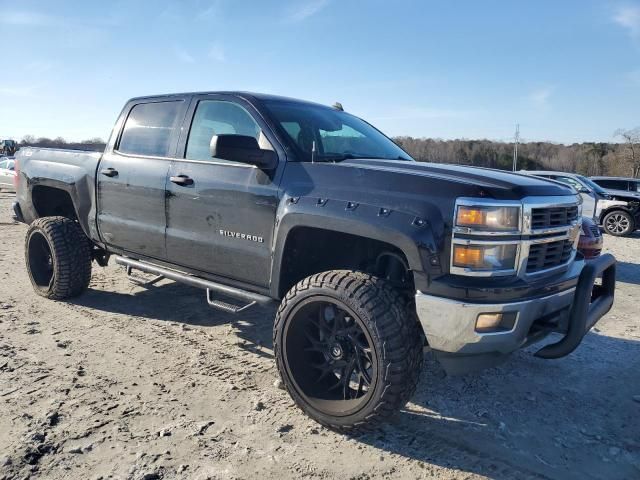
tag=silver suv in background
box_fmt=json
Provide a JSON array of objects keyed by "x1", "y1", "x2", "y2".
[{"x1": 522, "y1": 171, "x2": 640, "y2": 236}]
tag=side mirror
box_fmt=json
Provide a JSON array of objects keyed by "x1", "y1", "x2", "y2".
[
  {"x1": 579, "y1": 187, "x2": 591, "y2": 194},
  {"x1": 210, "y1": 134, "x2": 277, "y2": 170}
]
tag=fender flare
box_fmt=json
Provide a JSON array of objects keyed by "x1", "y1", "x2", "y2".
[
  {"x1": 269, "y1": 195, "x2": 443, "y2": 298},
  {"x1": 23, "y1": 164, "x2": 98, "y2": 241}
]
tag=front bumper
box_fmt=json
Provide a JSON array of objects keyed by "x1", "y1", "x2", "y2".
[{"x1": 416, "y1": 254, "x2": 616, "y2": 374}]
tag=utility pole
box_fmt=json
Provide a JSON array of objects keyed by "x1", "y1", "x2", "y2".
[{"x1": 512, "y1": 123, "x2": 520, "y2": 172}]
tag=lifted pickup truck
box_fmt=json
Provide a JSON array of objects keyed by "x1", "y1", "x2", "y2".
[{"x1": 13, "y1": 92, "x2": 616, "y2": 432}]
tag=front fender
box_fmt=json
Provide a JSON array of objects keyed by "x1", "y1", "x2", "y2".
[
  {"x1": 269, "y1": 194, "x2": 444, "y2": 298},
  {"x1": 598, "y1": 199, "x2": 639, "y2": 224}
]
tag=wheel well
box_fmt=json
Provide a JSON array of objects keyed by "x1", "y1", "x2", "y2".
[
  {"x1": 32, "y1": 186, "x2": 77, "y2": 220},
  {"x1": 600, "y1": 208, "x2": 633, "y2": 223},
  {"x1": 277, "y1": 226, "x2": 413, "y2": 298}
]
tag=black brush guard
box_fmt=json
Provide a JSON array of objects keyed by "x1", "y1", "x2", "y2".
[{"x1": 535, "y1": 253, "x2": 616, "y2": 359}]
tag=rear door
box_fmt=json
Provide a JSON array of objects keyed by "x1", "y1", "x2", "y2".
[
  {"x1": 97, "y1": 98, "x2": 189, "y2": 260},
  {"x1": 165, "y1": 95, "x2": 285, "y2": 288}
]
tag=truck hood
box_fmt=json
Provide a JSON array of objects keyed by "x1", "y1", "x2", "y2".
[{"x1": 338, "y1": 159, "x2": 574, "y2": 199}]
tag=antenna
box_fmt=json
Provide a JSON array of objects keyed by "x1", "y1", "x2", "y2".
[
  {"x1": 512, "y1": 123, "x2": 520, "y2": 172},
  {"x1": 311, "y1": 140, "x2": 316, "y2": 163}
]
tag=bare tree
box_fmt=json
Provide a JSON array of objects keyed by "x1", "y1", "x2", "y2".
[{"x1": 615, "y1": 127, "x2": 640, "y2": 177}]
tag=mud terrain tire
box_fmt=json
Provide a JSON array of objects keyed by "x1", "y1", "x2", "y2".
[
  {"x1": 274, "y1": 270, "x2": 423, "y2": 433},
  {"x1": 25, "y1": 216, "x2": 92, "y2": 299}
]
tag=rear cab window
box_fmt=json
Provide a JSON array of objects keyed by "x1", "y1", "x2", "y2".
[{"x1": 117, "y1": 101, "x2": 184, "y2": 157}]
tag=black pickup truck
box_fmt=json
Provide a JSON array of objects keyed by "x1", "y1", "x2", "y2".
[{"x1": 13, "y1": 92, "x2": 616, "y2": 431}]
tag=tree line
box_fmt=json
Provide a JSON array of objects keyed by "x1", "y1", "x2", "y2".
[
  {"x1": 17, "y1": 135, "x2": 107, "y2": 152},
  {"x1": 10, "y1": 127, "x2": 640, "y2": 178},
  {"x1": 394, "y1": 127, "x2": 640, "y2": 178}
]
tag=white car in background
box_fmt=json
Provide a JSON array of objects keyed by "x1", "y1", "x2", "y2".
[
  {"x1": 0, "y1": 157, "x2": 16, "y2": 192},
  {"x1": 522, "y1": 170, "x2": 639, "y2": 236}
]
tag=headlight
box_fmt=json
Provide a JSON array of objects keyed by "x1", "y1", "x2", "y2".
[
  {"x1": 456, "y1": 205, "x2": 520, "y2": 231},
  {"x1": 452, "y1": 244, "x2": 518, "y2": 271}
]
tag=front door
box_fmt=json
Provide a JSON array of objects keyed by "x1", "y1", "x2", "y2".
[
  {"x1": 97, "y1": 98, "x2": 188, "y2": 260},
  {"x1": 165, "y1": 95, "x2": 284, "y2": 288}
]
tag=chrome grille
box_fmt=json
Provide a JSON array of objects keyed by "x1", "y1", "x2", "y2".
[
  {"x1": 531, "y1": 206, "x2": 579, "y2": 230},
  {"x1": 526, "y1": 239, "x2": 574, "y2": 273}
]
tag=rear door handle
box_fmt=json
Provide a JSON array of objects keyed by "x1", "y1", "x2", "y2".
[
  {"x1": 100, "y1": 168, "x2": 118, "y2": 177},
  {"x1": 170, "y1": 175, "x2": 194, "y2": 186}
]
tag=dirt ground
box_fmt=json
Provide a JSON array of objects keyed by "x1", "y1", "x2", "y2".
[{"x1": 0, "y1": 191, "x2": 638, "y2": 480}]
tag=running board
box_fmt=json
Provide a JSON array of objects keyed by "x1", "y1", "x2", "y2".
[
  {"x1": 114, "y1": 256, "x2": 272, "y2": 313},
  {"x1": 125, "y1": 265, "x2": 165, "y2": 287}
]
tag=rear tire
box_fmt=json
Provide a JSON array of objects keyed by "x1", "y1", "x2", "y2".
[
  {"x1": 25, "y1": 216, "x2": 92, "y2": 299},
  {"x1": 602, "y1": 210, "x2": 634, "y2": 236},
  {"x1": 274, "y1": 270, "x2": 423, "y2": 433}
]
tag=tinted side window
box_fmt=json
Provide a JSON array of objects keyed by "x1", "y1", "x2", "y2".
[
  {"x1": 185, "y1": 101, "x2": 261, "y2": 161},
  {"x1": 596, "y1": 179, "x2": 626, "y2": 190},
  {"x1": 118, "y1": 101, "x2": 182, "y2": 157}
]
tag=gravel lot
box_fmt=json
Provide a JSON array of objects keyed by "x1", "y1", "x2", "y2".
[{"x1": 0, "y1": 191, "x2": 638, "y2": 480}]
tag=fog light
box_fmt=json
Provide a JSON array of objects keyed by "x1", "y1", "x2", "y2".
[
  {"x1": 476, "y1": 313, "x2": 503, "y2": 331},
  {"x1": 475, "y1": 312, "x2": 517, "y2": 333}
]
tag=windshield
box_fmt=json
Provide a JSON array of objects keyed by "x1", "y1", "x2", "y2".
[
  {"x1": 577, "y1": 175, "x2": 608, "y2": 195},
  {"x1": 263, "y1": 100, "x2": 412, "y2": 162}
]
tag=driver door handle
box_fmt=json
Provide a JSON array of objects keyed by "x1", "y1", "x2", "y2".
[
  {"x1": 100, "y1": 168, "x2": 118, "y2": 177},
  {"x1": 170, "y1": 175, "x2": 194, "y2": 186}
]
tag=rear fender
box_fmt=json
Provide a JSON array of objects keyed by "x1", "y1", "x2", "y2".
[{"x1": 17, "y1": 154, "x2": 100, "y2": 242}]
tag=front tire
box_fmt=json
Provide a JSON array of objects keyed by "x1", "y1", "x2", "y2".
[
  {"x1": 25, "y1": 216, "x2": 92, "y2": 299},
  {"x1": 602, "y1": 210, "x2": 634, "y2": 236},
  {"x1": 274, "y1": 270, "x2": 423, "y2": 433}
]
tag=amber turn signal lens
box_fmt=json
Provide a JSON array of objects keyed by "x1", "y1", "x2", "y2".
[
  {"x1": 453, "y1": 245, "x2": 484, "y2": 268},
  {"x1": 456, "y1": 207, "x2": 485, "y2": 226}
]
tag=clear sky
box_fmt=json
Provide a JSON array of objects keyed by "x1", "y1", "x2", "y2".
[{"x1": 1, "y1": 0, "x2": 639, "y2": 144}]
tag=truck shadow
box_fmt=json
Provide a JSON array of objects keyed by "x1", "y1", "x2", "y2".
[
  {"x1": 72, "y1": 277, "x2": 277, "y2": 359},
  {"x1": 72, "y1": 273, "x2": 640, "y2": 480},
  {"x1": 615, "y1": 261, "x2": 640, "y2": 286},
  {"x1": 358, "y1": 332, "x2": 640, "y2": 480}
]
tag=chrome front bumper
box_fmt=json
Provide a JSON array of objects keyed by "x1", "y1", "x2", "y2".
[
  {"x1": 415, "y1": 254, "x2": 616, "y2": 374},
  {"x1": 415, "y1": 288, "x2": 575, "y2": 355}
]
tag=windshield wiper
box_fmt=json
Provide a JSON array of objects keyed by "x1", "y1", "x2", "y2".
[
  {"x1": 315, "y1": 153, "x2": 368, "y2": 162},
  {"x1": 311, "y1": 154, "x2": 412, "y2": 163}
]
